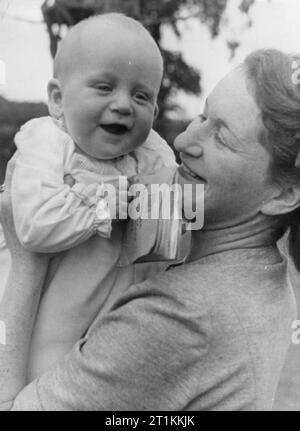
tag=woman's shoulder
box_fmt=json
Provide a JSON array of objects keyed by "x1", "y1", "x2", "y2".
[
  {"x1": 145, "y1": 245, "x2": 288, "y2": 290},
  {"x1": 120, "y1": 246, "x2": 293, "y2": 327}
]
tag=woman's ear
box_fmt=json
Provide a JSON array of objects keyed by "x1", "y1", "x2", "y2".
[
  {"x1": 261, "y1": 183, "x2": 300, "y2": 216},
  {"x1": 47, "y1": 78, "x2": 63, "y2": 120}
]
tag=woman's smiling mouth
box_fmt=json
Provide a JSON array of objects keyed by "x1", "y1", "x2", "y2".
[{"x1": 178, "y1": 162, "x2": 206, "y2": 182}]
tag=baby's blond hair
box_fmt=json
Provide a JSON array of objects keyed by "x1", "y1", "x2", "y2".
[{"x1": 53, "y1": 13, "x2": 163, "y2": 85}]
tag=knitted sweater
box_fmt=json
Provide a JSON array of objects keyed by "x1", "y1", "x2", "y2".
[{"x1": 11, "y1": 245, "x2": 296, "y2": 410}]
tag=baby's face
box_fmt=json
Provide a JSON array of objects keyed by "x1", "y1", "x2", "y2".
[{"x1": 59, "y1": 29, "x2": 162, "y2": 160}]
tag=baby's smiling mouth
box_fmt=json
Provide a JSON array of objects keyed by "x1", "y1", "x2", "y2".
[{"x1": 100, "y1": 123, "x2": 129, "y2": 135}]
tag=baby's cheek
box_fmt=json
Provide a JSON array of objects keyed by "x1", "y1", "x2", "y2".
[{"x1": 133, "y1": 128, "x2": 150, "y2": 149}]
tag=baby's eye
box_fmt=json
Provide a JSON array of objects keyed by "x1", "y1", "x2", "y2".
[
  {"x1": 95, "y1": 83, "x2": 112, "y2": 92},
  {"x1": 134, "y1": 91, "x2": 150, "y2": 103}
]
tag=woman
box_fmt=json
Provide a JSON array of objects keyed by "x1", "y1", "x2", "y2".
[{"x1": 0, "y1": 48, "x2": 300, "y2": 410}]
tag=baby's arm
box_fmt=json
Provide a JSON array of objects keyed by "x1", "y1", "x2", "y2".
[{"x1": 12, "y1": 117, "x2": 113, "y2": 253}]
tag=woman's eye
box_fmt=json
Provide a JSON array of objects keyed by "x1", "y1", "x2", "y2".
[{"x1": 214, "y1": 131, "x2": 227, "y2": 147}]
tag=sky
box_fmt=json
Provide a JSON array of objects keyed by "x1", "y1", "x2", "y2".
[{"x1": 0, "y1": 0, "x2": 300, "y2": 118}]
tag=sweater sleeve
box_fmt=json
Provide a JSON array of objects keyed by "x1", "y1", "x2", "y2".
[
  {"x1": 10, "y1": 271, "x2": 210, "y2": 411},
  {"x1": 12, "y1": 117, "x2": 112, "y2": 253}
]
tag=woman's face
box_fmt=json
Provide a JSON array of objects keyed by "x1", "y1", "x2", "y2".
[{"x1": 174, "y1": 67, "x2": 277, "y2": 228}]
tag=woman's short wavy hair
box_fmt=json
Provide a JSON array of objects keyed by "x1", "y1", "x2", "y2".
[{"x1": 243, "y1": 49, "x2": 300, "y2": 271}]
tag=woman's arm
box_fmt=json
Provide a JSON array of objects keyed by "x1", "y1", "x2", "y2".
[
  {"x1": 9, "y1": 274, "x2": 206, "y2": 411},
  {"x1": 0, "y1": 158, "x2": 49, "y2": 409},
  {"x1": 0, "y1": 165, "x2": 207, "y2": 410}
]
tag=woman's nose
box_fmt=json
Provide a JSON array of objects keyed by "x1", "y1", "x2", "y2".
[
  {"x1": 110, "y1": 92, "x2": 133, "y2": 115},
  {"x1": 174, "y1": 131, "x2": 204, "y2": 158}
]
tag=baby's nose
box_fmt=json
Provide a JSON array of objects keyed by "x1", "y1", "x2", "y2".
[{"x1": 110, "y1": 93, "x2": 133, "y2": 115}]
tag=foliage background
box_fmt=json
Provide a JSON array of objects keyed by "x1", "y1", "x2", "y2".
[
  {"x1": 0, "y1": 0, "x2": 255, "y2": 181},
  {"x1": 1, "y1": 0, "x2": 300, "y2": 410}
]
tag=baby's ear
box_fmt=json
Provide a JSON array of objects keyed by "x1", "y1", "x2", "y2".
[{"x1": 47, "y1": 78, "x2": 63, "y2": 119}]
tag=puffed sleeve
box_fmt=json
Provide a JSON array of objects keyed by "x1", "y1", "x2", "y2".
[{"x1": 12, "y1": 117, "x2": 112, "y2": 253}]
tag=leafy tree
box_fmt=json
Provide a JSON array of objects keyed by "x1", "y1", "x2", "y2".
[
  {"x1": 0, "y1": 0, "x2": 256, "y2": 179},
  {"x1": 0, "y1": 97, "x2": 48, "y2": 181},
  {"x1": 41, "y1": 0, "x2": 255, "y2": 122}
]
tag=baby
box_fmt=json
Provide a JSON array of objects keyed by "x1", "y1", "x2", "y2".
[{"x1": 2, "y1": 13, "x2": 176, "y2": 380}]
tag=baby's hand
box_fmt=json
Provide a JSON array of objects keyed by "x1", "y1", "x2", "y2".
[
  {"x1": 99, "y1": 176, "x2": 129, "y2": 221},
  {"x1": 64, "y1": 175, "x2": 129, "y2": 222},
  {"x1": 64, "y1": 174, "x2": 75, "y2": 187}
]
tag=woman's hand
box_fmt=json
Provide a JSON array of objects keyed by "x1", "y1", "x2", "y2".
[{"x1": 0, "y1": 155, "x2": 24, "y2": 254}]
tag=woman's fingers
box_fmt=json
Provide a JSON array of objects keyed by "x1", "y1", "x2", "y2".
[
  {"x1": 0, "y1": 155, "x2": 16, "y2": 224},
  {"x1": 0, "y1": 155, "x2": 22, "y2": 251},
  {"x1": 5, "y1": 153, "x2": 18, "y2": 189}
]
